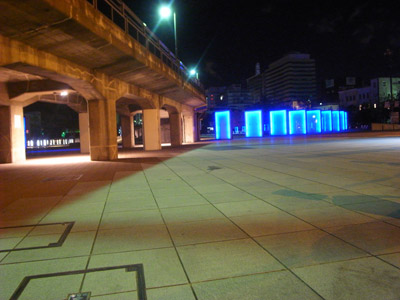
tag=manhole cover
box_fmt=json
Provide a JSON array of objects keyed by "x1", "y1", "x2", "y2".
[
  {"x1": 43, "y1": 175, "x2": 82, "y2": 182},
  {"x1": 67, "y1": 292, "x2": 91, "y2": 300}
]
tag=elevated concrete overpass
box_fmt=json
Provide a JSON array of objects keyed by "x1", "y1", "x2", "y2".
[{"x1": 0, "y1": 0, "x2": 206, "y2": 163}]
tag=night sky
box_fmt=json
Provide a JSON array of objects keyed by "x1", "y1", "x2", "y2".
[{"x1": 125, "y1": 0, "x2": 400, "y2": 88}]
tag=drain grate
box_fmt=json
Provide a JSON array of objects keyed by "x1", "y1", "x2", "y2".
[
  {"x1": 67, "y1": 292, "x2": 91, "y2": 300},
  {"x1": 42, "y1": 175, "x2": 82, "y2": 182},
  {"x1": 10, "y1": 264, "x2": 147, "y2": 300}
]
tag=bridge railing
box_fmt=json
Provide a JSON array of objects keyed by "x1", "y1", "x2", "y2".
[{"x1": 85, "y1": 0, "x2": 204, "y2": 92}]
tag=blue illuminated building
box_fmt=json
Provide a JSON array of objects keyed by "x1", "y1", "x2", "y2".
[
  {"x1": 215, "y1": 111, "x2": 231, "y2": 139},
  {"x1": 332, "y1": 111, "x2": 340, "y2": 132},
  {"x1": 215, "y1": 109, "x2": 346, "y2": 139},
  {"x1": 306, "y1": 110, "x2": 321, "y2": 134},
  {"x1": 270, "y1": 110, "x2": 287, "y2": 136},
  {"x1": 339, "y1": 111, "x2": 346, "y2": 131},
  {"x1": 321, "y1": 111, "x2": 332, "y2": 132},
  {"x1": 289, "y1": 110, "x2": 306, "y2": 135},
  {"x1": 245, "y1": 110, "x2": 262, "y2": 137}
]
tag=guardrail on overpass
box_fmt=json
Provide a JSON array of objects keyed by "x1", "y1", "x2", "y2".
[{"x1": 86, "y1": 0, "x2": 203, "y2": 92}]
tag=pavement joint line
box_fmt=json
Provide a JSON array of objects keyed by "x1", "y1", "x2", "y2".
[
  {"x1": 0, "y1": 253, "x2": 90, "y2": 266},
  {"x1": 164, "y1": 158, "x2": 327, "y2": 300},
  {"x1": 77, "y1": 180, "x2": 113, "y2": 294},
  {"x1": 142, "y1": 163, "x2": 200, "y2": 300}
]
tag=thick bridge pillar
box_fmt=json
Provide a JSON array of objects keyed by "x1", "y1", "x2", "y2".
[
  {"x1": 143, "y1": 109, "x2": 161, "y2": 151},
  {"x1": 0, "y1": 104, "x2": 25, "y2": 163},
  {"x1": 88, "y1": 99, "x2": 118, "y2": 160},
  {"x1": 79, "y1": 112, "x2": 90, "y2": 154},
  {"x1": 170, "y1": 112, "x2": 182, "y2": 146},
  {"x1": 183, "y1": 112, "x2": 194, "y2": 143},
  {"x1": 121, "y1": 115, "x2": 134, "y2": 148}
]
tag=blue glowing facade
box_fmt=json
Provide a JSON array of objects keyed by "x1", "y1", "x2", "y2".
[
  {"x1": 270, "y1": 110, "x2": 287, "y2": 136},
  {"x1": 269, "y1": 109, "x2": 347, "y2": 136},
  {"x1": 245, "y1": 110, "x2": 262, "y2": 137},
  {"x1": 332, "y1": 111, "x2": 340, "y2": 132},
  {"x1": 215, "y1": 109, "x2": 347, "y2": 139},
  {"x1": 289, "y1": 110, "x2": 306, "y2": 135},
  {"x1": 306, "y1": 110, "x2": 321, "y2": 134},
  {"x1": 215, "y1": 111, "x2": 231, "y2": 139},
  {"x1": 339, "y1": 111, "x2": 346, "y2": 131},
  {"x1": 321, "y1": 110, "x2": 332, "y2": 132}
]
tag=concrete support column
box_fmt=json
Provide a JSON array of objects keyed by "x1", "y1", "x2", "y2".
[
  {"x1": 88, "y1": 99, "x2": 118, "y2": 161},
  {"x1": 0, "y1": 104, "x2": 25, "y2": 163},
  {"x1": 121, "y1": 115, "x2": 134, "y2": 148},
  {"x1": 130, "y1": 114, "x2": 135, "y2": 147},
  {"x1": 194, "y1": 113, "x2": 201, "y2": 142},
  {"x1": 169, "y1": 112, "x2": 182, "y2": 146},
  {"x1": 78, "y1": 112, "x2": 90, "y2": 154},
  {"x1": 183, "y1": 112, "x2": 195, "y2": 143},
  {"x1": 142, "y1": 109, "x2": 161, "y2": 151}
]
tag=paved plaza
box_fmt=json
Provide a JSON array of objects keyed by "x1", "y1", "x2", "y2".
[{"x1": 1, "y1": 132, "x2": 400, "y2": 299}]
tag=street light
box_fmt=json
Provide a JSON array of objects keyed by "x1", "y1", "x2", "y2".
[
  {"x1": 159, "y1": 5, "x2": 178, "y2": 58},
  {"x1": 189, "y1": 69, "x2": 196, "y2": 76}
]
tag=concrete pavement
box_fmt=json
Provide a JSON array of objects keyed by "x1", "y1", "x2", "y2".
[{"x1": 1, "y1": 133, "x2": 400, "y2": 299}]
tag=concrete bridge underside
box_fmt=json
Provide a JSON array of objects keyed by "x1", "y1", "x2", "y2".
[{"x1": 0, "y1": 0, "x2": 206, "y2": 163}]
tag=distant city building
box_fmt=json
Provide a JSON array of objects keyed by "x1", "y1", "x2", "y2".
[
  {"x1": 263, "y1": 53, "x2": 316, "y2": 107},
  {"x1": 224, "y1": 84, "x2": 254, "y2": 110},
  {"x1": 370, "y1": 77, "x2": 400, "y2": 102},
  {"x1": 339, "y1": 77, "x2": 400, "y2": 108},
  {"x1": 205, "y1": 84, "x2": 253, "y2": 110},
  {"x1": 322, "y1": 77, "x2": 365, "y2": 104},
  {"x1": 339, "y1": 86, "x2": 372, "y2": 107},
  {"x1": 205, "y1": 86, "x2": 226, "y2": 108},
  {"x1": 247, "y1": 63, "x2": 263, "y2": 102}
]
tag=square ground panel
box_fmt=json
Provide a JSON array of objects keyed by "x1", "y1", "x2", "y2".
[
  {"x1": 10, "y1": 264, "x2": 147, "y2": 300},
  {"x1": 0, "y1": 222, "x2": 74, "y2": 252}
]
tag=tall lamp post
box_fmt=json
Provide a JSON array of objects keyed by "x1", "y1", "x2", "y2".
[{"x1": 159, "y1": 6, "x2": 178, "y2": 58}]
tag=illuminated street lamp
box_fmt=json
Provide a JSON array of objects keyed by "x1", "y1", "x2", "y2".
[
  {"x1": 189, "y1": 68, "x2": 199, "y2": 79},
  {"x1": 159, "y1": 5, "x2": 178, "y2": 57}
]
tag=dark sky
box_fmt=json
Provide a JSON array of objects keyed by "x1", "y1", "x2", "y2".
[{"x1": 124, "y1": 0, "x2": 400, "y2": 88}]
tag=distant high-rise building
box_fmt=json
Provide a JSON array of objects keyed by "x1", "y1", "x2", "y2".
[
  {"x1": 247, "y1": 63, "x2": 263, "y2": 102},
  {"x1": 263, "y1": 53, "x2": 316, "y2": 107}
]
